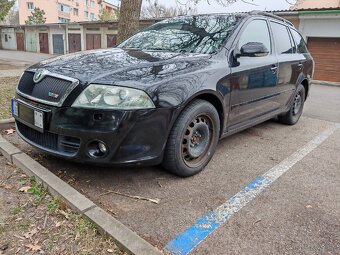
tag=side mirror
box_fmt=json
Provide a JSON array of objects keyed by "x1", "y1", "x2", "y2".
[{"x1": 237, "y1": 42, "x2": 269, "y2": 58}]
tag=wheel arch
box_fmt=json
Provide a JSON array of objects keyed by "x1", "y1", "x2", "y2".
[{"x1": 180, "y1": 90, "x2": 226, "y2": 137}]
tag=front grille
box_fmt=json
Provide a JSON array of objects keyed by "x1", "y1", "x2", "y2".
[
  {"x1": 17, "y1": 71, "x2": 73, "y2": 105},
  {"x1": 17, "y1": 121, "x2": 80, "y2": 156}
]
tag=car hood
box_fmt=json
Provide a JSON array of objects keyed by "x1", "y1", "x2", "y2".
[{"x1": 29, "y1": 48, "x2": 213, "y2": 88}]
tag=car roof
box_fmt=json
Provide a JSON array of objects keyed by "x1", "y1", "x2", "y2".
[
  {"x1": 177, "y1": 11, "x2": 294, "y2": 28},
  {"x1": 248, "y1": 10, "x2": 294, "y2": 27}
]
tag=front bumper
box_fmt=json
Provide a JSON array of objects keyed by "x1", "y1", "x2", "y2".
[{"x1": 14, "y1": 96, "x2": 177, "y2": 166}]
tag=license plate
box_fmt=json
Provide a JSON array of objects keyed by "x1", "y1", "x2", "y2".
[
  {"x1": 12, "y1": 99, "x2": 45, "y2": 131},
  {"x1": 34, "y1": 111, "x2": 44, "y2": 129},
  {"x1": 12, "y1": 99, "x2": 18, "y2": 116}
]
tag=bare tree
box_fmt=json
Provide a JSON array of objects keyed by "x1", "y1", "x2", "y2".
[
  {"x1": 141, "y1": 0, "x2": 197, "y2": 18},
  {"x1": 99, "y1": 8, "x2": 119, "y2": 21},
  {"x1": 0, "y1": 5, "x2": 18, "y2": 25},
  {"x1": 6, "y1": 8, "x2": 18, "y2": 25},
  {"x1": 117, "y1": 0, "x2": 142, "y2": 43}
]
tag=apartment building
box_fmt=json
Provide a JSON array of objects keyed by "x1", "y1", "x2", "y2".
[{"x1": 18, "y1": 0, "x2": 118, "y2": 24}]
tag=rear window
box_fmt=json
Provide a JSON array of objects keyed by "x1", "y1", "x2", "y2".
[
  {"x1": 270, "y1": 22, "x2": 294, "y2": 54},
  {"x1": 290, "y1": 29, "x2": 308, "y2": 54}
]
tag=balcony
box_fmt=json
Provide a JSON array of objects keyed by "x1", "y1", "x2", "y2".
[{"x1": 58, "y1": 11, "x2": 71, "y2": 18}]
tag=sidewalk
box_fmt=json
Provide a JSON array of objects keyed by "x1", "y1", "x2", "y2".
[
  {"x1": 0, "y1": 50, "x2": 56, "y2": 78},
  {"x1": 0, "y1": 69, "x2": 25, "y2": 78},
  {"x1": 0, "y1": 50, "x2": 55, "y2": 64}
]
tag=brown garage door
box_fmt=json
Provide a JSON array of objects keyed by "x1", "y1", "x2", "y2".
[
  {"x1": 16, "y1": 33, "x2": 25, "y2": 51},
  {"x1": 39, "y1": 33, "x2": 49, "y2": 54},
  {"x1": 86, "y1": 34, "x2": 101, "y2": 50},
  {"x1": 68, "y1": 33, "x2": 81, "y2": 53},
  {"x1": 308, "y1": 37, "x2": 340, "y2": 82}
]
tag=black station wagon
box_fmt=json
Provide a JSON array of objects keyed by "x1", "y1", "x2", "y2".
[{"x1": 12, "y1": 11, "x2": 314, "y2": 177}]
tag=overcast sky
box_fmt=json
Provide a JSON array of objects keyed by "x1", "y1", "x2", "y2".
[{"x1": 106, "y1": 0, "x2": 297, "y2": 13}]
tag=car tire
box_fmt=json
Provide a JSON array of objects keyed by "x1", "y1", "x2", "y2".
[
  {"x1": 162, "y1": 99, "x2": 220, "y2": 177},
  {"x1": 278, "y1": 84, "x2": 305, "y2": 125}
]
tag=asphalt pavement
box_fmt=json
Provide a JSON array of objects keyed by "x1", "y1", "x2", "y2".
[
  {"x1": 0, "y1": 50, "x2": 54, "y2": 64},
  {"x1": 0, "y1": 50, "x2": 54, "y2": 77}
]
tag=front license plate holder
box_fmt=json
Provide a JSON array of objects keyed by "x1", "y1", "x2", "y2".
[{"x1": 12, "y1": 99, "x2": 48, "y2": 132}]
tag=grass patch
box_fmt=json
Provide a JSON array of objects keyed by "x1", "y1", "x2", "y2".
[
  {"x1": 18, "y1": 222, "x2": 30, "y2": 230},
  {"x1": 74, "y1": 214, "x2": 97, "y2": 236},
  {"x1": 0, "y1": 77, "x2": 18, "y2": 120},
  {"x1": 0, "y1": 224, "x2": 11, "y2": 234},
  {"x1": 28, "y1": 176, "x2": 47, "y2": 204},
  {"x1": 10, "y1": 206, "x2": 23, "y2": 215},
  {"x1": 47, "y1": 196, "x2": 60, "y2": 212},
  {"x1": 2, "y1": 167, "x2": 124, "y2": 254},
  {"x1": 18, "y1": 176, "x2": 28, "y2": 184}
]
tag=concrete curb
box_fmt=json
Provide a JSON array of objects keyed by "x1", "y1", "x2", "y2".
[
  {"x1": 0, "y1": 135, "x2": 162, "y2": 255},
  {"x1": 0, "y1": 118, "x2": 15, "y2": 130},
  {"x1": 312, "y1": 80, "x2": 340, "y2": 87}
]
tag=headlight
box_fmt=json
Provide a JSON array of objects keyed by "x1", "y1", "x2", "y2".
[{"x1": 72, "y1": 84, "x2": 155, "y2": 110}]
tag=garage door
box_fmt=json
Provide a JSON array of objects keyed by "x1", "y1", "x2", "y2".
[
  {"x1": 68, "y1": 33, "x2": 81, "y2": 53},
  {"x1": 308, "y1": 37, "x2": 340, "y2": 82},
  {"x1": 25, "y1": 31, "x2": 37, "y2": 52},
  {"x1": 52, "y1": 34, "x2": 64, "y2": 54},
  {"x1": 86, "y1": 34, "x2": 101, "y2": 50}
]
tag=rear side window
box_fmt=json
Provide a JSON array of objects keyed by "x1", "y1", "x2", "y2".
[
  {"x1": 238, "y1": 19, "x2": 271, "y2": 53},
  {"x1": 270, "y1": 22, "x2": 294, "y2": 54},
  {"x1": 290, "y1": 29, "x2": 308, "y2": 53}
]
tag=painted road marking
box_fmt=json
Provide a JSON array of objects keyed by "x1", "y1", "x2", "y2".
[{"x1": 165, "y1": 123, "x2": 340, "y2": 255}]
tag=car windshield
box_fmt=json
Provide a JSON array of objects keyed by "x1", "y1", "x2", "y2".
[{"x1": 118, "y1": 15, "x2": 243, "y2": 54}]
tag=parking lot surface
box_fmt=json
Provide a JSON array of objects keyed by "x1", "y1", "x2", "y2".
[{"x1": 3, "y1": 84, "x2": 340, "y2": 254}]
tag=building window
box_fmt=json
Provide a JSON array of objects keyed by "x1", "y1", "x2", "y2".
[
  {"x1": 58, "y1": 4, "x2": 71, "y2": 13},
  {"x1": 58, "y1": 17, "x2": 71, "y2": 23},
  {"x1": 90, "y1": 0, "x2": 95, "y2": 8},
  {"x1": 5, "y1": 34, "x2": 8, "y2": 42},
  {"x1": 84, "y1": 11, "x2": 89, "y2": 18},
  {"x1": 27, "y1": 2, "x2": 34, "y2": 10},
  {"x1": 90, "y1": 13, "x2": 95, "y2": 20},
  {"x1": 73, "y1": 8, "x2": 79, "y2": 16},
  {"x1": 84, "y1": 0, "x2": 89, "y2": 6}
]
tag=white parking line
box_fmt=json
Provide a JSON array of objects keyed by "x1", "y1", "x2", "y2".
[{"x1": 165, "y1": 123, "x2": 340, "y2": 255}]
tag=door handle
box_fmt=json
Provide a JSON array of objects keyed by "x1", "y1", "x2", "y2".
[
  {"x1": 271, "y1": 66, "x2": 278, "y2": 73},
  {"x1": 298, "y1": 62, "x2": 303, "y2": 69}
]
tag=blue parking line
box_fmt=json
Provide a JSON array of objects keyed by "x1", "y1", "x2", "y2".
[
  {"x1": 165, "y1": 124, "x2": 340, "y2": 255},
  {"x1": 165, "y1": 176, "x2": 271, "y2": 255}
]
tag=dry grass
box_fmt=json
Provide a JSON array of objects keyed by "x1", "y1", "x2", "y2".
[
  {"x1": 0, "y1": 157, "x2": 125, "y2": 255},
  {"x1": 0, "y1": 77, "x2": 18, "y2": 120}
]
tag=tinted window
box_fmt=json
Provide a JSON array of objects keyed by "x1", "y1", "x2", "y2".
[
  {"x1": 118, "y1": 15, "x2": 243, "y2": 54},
  {"x1": 290, "y1": 29, "x2": 308, "y2": 53},
  {"x1": 270, "y1": 22, "x2": 294, "y2": 54},
  {"x1": 238, "y1": 20, "x2": 271, "y2": 52}
]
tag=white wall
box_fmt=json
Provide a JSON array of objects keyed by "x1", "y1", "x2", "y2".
[
  {"x1": 0, "y1": 28, "x2": 17, "y2": 50},
  {"x1": 299, "y1": 14, "x2": 340, "y2": 41}
]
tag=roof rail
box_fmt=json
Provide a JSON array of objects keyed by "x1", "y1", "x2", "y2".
[{"x1": 249, "y1": 10, "x2": 294, "y2": 27}]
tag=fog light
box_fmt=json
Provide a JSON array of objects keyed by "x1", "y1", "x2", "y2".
[
  {"x1": 98, "y1": 142, "x2": 107, "y2": 154},
  {"x1": 88, "y1": 141, "x2": 108, "y2": 158}
]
